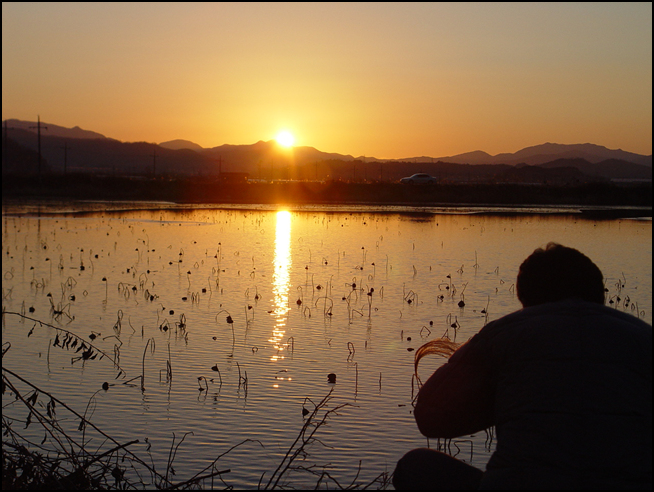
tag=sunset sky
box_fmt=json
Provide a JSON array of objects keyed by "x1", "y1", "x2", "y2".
[{"x1": 2, "y1": 2, "x2": 652, "y2": 159}]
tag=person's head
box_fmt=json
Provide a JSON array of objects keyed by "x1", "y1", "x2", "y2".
[{"x1": 516, "y1": 243, "x2": 605, "y2": 308}]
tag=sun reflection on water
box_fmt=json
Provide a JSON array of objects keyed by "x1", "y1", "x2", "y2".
[{"x1": 269, "y1": 210, "x2": 292, "y2": 361}]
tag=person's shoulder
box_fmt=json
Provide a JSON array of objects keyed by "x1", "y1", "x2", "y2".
[
  {"x1": 563, "y1": 299, "x2": 652, "y2": 330},
  {"x1": 479, "y1": 304, "x2": 543, "y2": 332},
  {"x1": 482, "y1": 299, "x2": 651, "y2": 334}
]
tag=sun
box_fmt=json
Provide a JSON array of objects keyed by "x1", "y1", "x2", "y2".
[{"x1": 275, "y1": 130, "x2": 295, "y2": 148}]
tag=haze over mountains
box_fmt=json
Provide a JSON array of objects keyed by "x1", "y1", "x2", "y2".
[{"x1": 3, "y1": 118, "x2": 652, "y2": 182}]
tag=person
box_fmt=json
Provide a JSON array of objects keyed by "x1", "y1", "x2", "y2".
[{"x1": 393, "y1": 243, "x2": 652, "y2": 490}]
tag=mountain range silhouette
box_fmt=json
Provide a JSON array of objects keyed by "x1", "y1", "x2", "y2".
[{"x1": 2, "y1": 118, "x2": 651, "y2": 182}]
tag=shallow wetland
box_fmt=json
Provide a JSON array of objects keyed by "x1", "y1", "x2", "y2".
[{"x1": 2, "y1": 201, "x2": 651, "y2": 489}]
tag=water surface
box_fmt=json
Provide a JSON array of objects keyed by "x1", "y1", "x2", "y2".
[{"x1": 2, "y1": 203, "x2": 651, "y2": 489}]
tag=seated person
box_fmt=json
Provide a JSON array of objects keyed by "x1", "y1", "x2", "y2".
[{"x1": 394, "y1": 243, "x2": 652, "y2": 490}]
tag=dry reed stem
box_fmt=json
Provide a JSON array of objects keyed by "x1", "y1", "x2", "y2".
[
  {"x1": 263, "y1": 389, "x2": 351, "y2": 490},
  {"x1": 413, "y1": 338, "x2": 462, "y2": 386}
]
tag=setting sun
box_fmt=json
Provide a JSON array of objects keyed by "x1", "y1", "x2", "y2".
[{"x1": 275, "y1": 130, "x2": 295, "y2": 148}]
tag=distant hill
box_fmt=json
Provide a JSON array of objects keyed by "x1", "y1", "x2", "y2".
[
  {"x1": 3, "y1": 118, "x2": 651, "y2": 181},
  {"x1": 429, "y1": 143, "x2": 652, "y2": 167},
  {"x1": 199, "y1": 140, "x2": 360, "y2": 176},
  {"x1": 499, "y1": 165, "x2": 596, "y2": 184},
  {"x1": 1, "y1": 135, "x2": 51, "y2": 175},
  {"x1": 159, "y1": 139, "x2": 204, "y2": 151},
  {"x1": 4, "y1": 129, "x2": 215, "y2": 176},
  {"x1": 3, "y1": 119, "x2": 110, "y2": 140},
  {"x1": 536, "y1": 158, "x2": 652, "y2": 180},
  {"x1": 509, "y1": 143, "x2": 651, "y2": 167}
]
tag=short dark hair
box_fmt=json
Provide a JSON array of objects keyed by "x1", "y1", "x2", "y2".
[{"x1": 516, "y1": 243, "x2": 605, "y2": 307}]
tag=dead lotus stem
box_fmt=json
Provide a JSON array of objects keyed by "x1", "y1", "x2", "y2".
[
  {"x1": 314, "y1": 295, "x2": 333, "y2": 317},
  {"x1": 215, "y1": 309, "x2": 232, "y2": 323},
  {"x1": 113, "y1": 309, "x2": 123, "y2": 337},
  {"x1": 404, "y1": 289, "x2": 417, "y2": 305},
  {"x1": 141, "y1": 337, "x2": 155, "y2": 391},
  {"x1": 347, "y1": 341, "x2": 355, "y2": 361},
  {"x1": 236, "y1": 361, "x2": 248, "y2": 392},
  {"x1": 211, "y1": 364, "x2": 223, "y2": 385},
  {"x1": 166, "y1": 342, "x2": 173, "y2": 382},
  {"x1": 366, "y1": 286, "x2": 374, "y2": 316},
  {"x1": 197, "y1": 376, "x2": 209, "y2": 392}
]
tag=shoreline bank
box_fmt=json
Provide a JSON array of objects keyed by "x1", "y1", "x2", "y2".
[{"x1": 2, "y1": 174, "x2": 651, "y2": 219}]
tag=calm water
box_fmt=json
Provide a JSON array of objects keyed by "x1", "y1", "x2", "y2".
[{"x1": 2, "y1": 202, "x2": 651, "y2": 489}]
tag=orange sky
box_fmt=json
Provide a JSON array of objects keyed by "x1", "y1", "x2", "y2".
[{"x1": 2, "y1": 3, "x2": 652, "y2": 158}]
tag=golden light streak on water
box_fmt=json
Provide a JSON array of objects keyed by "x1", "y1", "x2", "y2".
[{"x1": 269, "y1": 210, "x2": 292, "y2": 361}]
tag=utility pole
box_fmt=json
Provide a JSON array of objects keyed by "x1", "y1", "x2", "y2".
[
  {"x1": 29, "y1": 115, "x2": 48, "y2": 182},
  {"x1": 212, "y1": 155, "x2": 222, "y2": 179}
]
